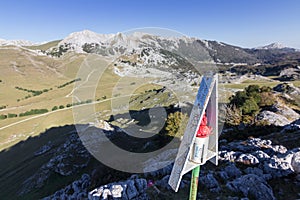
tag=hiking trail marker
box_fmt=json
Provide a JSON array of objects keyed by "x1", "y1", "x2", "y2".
[{"x1": 168, "y1": 74, "x2": 219, "y2": 195}]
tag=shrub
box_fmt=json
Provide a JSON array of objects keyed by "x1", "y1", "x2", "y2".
[
  {"x1": 259, "y1": 92, "x2": 276, "y2": 107},
  {"x1": 7, "y1": 113, "x2": 18, "y2": 118},
  {"x1": 255, "y1": 119, "x2": 270, "y2": 126},
  {"x1": 245, "y1": 85, "x2": 260, "y2": 95},
  {"x1": 225, "y1": 105, "x2": 242, "y2": 126},
  {"x1": 250, "y1": 92, "x2": 261, "y2": 104},
  {"x1": 0, "y1": 114, "x2": 7, "y2": 120},
  {"x1": 33, "y1": 91, "x2": 42, "y2": 96},
  {"x1": 19, "y1": 109, "x2": 48, "y2": 117},
  {"x1": 228, "y1": 84, "x2": 277, "y2": 126},
  {"x1": 52, "y1": 106, "x2": 58, "y2": 111},
  {"x1": 165, "y1": 112, "x2": 187, "y2": 137},
  {"x1": 59, "y1": 105, "x2": 65, "y2": 109},
  {"x1": 15, "y1": 86, "x2": 50, "y2": 97},
  {"x1": 229, "y1": 91, "x2": 248, "y2": 107},
  {"x1": 241, "y1": 97, "x2": 259, "y2": 115},
  {"x1": 261, "y1": 86, "x2": 272, "y2": 92},
  {"x1": 242, "y1": 115, "x2": 254, "y2": 125},
  {"x1": 57, "y1": 78, "x2": 82, "y2": 88},
  {"x1": 47, "y1": 44, "x2": 70, "y2": 57},
  {"x1": 85, "y1": 99, "x2": 92, "y2": 104}
]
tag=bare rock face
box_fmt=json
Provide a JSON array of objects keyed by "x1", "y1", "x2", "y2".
[
  {"x1": 273, "y1": 82, "x2": 300, "y2": 94},
  {"x1": 19, "y1": 132, "x2": 91, "y2": 195},
  {"x1": 94, "y1": 120, "x2": 115, "y2": 131},
  {"x1": 291, "y1": 151, "x2": 300, "y2": 173},
  {"x1": 219, "y1": 137, "x2": 297, "y2": 180},
  {"x1": 257, "y1": 111, "x2": 291, "y2": 126},
  {"x1": 281, "y1": 119, "x2": 300, "y2": 132},
  {"x1": 222, "y1": 163, "x2": 242, "y2": 180},
  {"x1": 88, "y1": 175, "x2": 148, "y2": 200},
  {"x1": 244, "y1": 167, "x2": 272, "y2": 180},
  {"x1": 252, "y1": 150, "x2": 270, "y2": 161},
  {"x1": 270, "y1": 103, "x2": 300, "y2": 122},
  {"x1": 236, "y1": 153, "x2": 260, "y2": 165},
  {"x1": 199, "y1": 173, "x2": 221, "y2": 193},
  {"x1": 263, "y1": 154, "x2": 294, "y2": 178},
  {"x1": 255, "y1": 98, "x2": 300, "y2": 127},
  {"x1": 44, "y1": 133, "x2": 91, "y2": 177},
  {"x1": 226, "y1": 174, "x2": 276, "y2": 200}
]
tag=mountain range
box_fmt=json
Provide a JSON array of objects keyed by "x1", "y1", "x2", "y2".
[
  {"x1": 0, "y1": 38, "x2": 35, "y2": 46},
  {"x1": 1, "y1": 30, "x2": 299, "y2": 66}
]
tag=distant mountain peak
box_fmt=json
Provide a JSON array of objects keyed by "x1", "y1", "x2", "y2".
[
  {"x1": 256, "y1": 42, "x2": 289, "y2": 50},
  {"x1": 0, "y1": 39, "x2": 35, "y2": 46},
  {"x1": 63, "y1": 30, "x2": 113, "y2": 43}
]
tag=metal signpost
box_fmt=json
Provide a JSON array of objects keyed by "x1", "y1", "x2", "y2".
[{"x1": 168, "y1": 74, "x2": 218, "y2": 199}]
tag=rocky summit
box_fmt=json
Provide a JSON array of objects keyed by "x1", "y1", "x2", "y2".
[{"x1": 37, "y1": 119, "x2": 300, "y2": 200}]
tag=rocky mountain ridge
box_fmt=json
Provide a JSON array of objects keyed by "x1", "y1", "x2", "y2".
[
  {"x1": 53, "y1": 30, "x2": 299, "y2": 65},
  {"x1": 39, "y1": 125, "x2": 300, "y2": 200},
  {"x1": 0, "y1": 38, "x2": 37, "y2": 46},
  {"x1": 2, "y1": 30, "x2": 298, "y2": 67}
]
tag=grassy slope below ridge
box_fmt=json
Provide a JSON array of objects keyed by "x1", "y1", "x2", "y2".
[
  {"x1": 0, "y1": 47, "x2": 89, "y2": 150},
  {"x1": 0, "y1": 47, "x2": 176, "y2": 151},
  {"x1": 24, "y1": 40, "x2": 61, "y2": 51}
]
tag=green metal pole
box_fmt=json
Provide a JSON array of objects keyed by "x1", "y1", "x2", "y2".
[{"x1": 189, "y1": 166, "x2": 200, "y2": 200}]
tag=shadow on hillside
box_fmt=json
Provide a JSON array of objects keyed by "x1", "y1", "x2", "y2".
[
  {"x1": 0, "y1": 105, "x2": 184, "y2": 200},
  {"x1": 220, "y1": 122, "x2": 300, "y2": 149},
  {"x1": 106, "y1": 105, "x2": 185, "y2": 153},
  {"x1": 220, "y1": 124, "x2": 283, "y2": 142}
]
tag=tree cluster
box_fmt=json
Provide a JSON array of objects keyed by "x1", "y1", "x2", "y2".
[
  {"x1": 19, "y1": 109, "x2": 49, "y2": 117},
  {"x1": 226, "y1": 85, "x2": 276, "y2": 125},
  {"x1": 52, "y1": 99, "x2": 93, "y2": 111},
  {"x1": 57, "y1": 78, "x2": 81, "y2": 89},
  {"x1": 164, "y1": 111, "x2": 187, "y2": 137}
]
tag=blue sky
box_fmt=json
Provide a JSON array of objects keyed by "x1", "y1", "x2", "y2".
[{"x1": 1, "y1": 0, "x2": 299, "y2": 48}]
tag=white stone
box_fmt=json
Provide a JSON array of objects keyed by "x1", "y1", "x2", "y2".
[{"x1": 291, "y1": 151, "x2": 300, "y2": 173}]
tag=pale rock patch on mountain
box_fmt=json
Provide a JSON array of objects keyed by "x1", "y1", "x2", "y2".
[
  {"x1": 256, "y1": 42, "x2": 288, "y2": 50},
  {"x1": 257, "y1": 111, "x2": 291, "y2": 126},
  {"x1": 0, "y1": 39, "x2": 36, "y2": 46},
  {"x1": 291, "y1": 151, "x2": 300, "y2": 173},
  {"x1": 88, "y1": 175, "x2": 148, "y2": 200}
]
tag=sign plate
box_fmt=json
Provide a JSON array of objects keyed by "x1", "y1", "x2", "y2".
[{"x1": 168, "y1": 75, "x2": 216, "y2": 192}]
